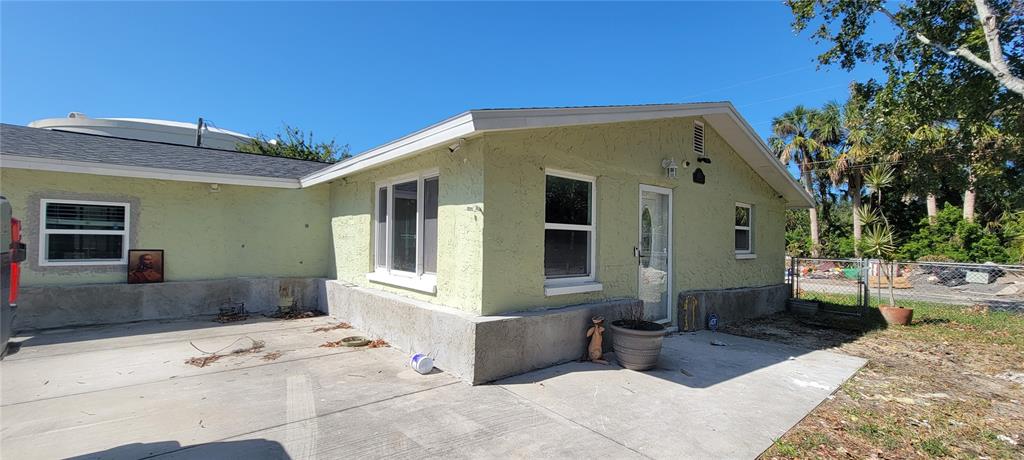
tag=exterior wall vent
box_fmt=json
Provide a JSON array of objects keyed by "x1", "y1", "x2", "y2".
[{"x1": 693, "y1": 120, "x2": 705, "y2": 157}]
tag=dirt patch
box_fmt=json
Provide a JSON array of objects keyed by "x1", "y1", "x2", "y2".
[
  {"x1": 261, "y1": 351, "x2": 283, "y2": 361},
  {"x1": 729, "y1": 313, "x2": 1024, "y2": 459},
  {"x1": 367, "y1": 338, "x2": 389, "y2": 348},
  {"x1": 313, "y1": 322, "x2": 352, "y2": 332}
]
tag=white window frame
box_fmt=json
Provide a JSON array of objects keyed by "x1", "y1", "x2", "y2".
[
  {"x1": 544, "y1": 168, "x2": 601, "y2": 295},
  {"x1": 39, "y1": 199, "x2": 130, "y2": 266},
  {"x1": 369, "y1": 169, "x2": 439, "y2": 294},
  {"x1": 735, "y1": 202, "x2": 755, "y2": 259}
]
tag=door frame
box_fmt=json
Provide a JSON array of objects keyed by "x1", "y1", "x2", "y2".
[{"x1": 638, "y1": 184, "x2": 673, "y2": 323}]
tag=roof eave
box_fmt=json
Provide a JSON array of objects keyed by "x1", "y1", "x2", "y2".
[
  {"x1": 1, "y1": 155, "x2": 302, "y2": 189},
  {"x1": 298, "y1": 103, "x2": 812, "y2": 207}
]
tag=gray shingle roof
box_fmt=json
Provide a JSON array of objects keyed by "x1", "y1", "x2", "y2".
[{"x1": 0, "y1": 123, "x2": 331, "y2": 179}]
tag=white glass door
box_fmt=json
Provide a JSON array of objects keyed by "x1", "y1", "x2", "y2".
[{"x1": 638, "y1": 185, "x2": 672, "y2": 323}]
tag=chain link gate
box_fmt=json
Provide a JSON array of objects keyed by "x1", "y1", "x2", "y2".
[{"x1": 789, "y1": 258, "x2": 868, "y2": 315}]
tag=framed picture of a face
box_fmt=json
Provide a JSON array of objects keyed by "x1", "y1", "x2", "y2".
[{"x1": 127, "y1": 249, "x2": 164, "y2": 284}]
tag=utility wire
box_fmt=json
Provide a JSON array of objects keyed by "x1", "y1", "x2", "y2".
[{"x1": 679, "y1": 64, "x2": 818, "y2": 100}]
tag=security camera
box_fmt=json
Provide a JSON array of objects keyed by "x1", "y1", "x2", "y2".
[{"x1": 448, "y1": 138, "x2": 466, "y2": 153}]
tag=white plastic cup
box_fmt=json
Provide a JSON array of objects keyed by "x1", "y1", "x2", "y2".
[{"x1": 410, "y1": 353, "x2": 434, "y2": 374}]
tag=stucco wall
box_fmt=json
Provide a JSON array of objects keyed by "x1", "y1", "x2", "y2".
[
  {"x1": 0, "y1": 168, "x2": 331, "y2": 286},
  {"x1": 328, "y1": 144, "x2": 486, "y2": 314},
  {"x1": 480, "y1": 117, "x2": 787, "y2": 315}
]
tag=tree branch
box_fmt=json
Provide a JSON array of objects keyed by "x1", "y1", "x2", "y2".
[{"x1": 876, "y1": 3, "x2": 1024, "y2": 96}]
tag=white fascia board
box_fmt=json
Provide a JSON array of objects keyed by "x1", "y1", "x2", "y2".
[
  {"x1": 723, "y1": 103, "x2": 814, "y2": 208},
  {"x1": 300, "y1": 112, "x2": 476, "y2": 187},
  {"x1": 704, "y1": 107, "x2": 814, "y2": 209},
  {"x1": 300, "y1": 104, "x2": 732, "y2": 187},
  {"x1": 0, "y1": 155, "x2": 301, "y2": 188},
  {"x1": 297, "y1": 102, "x2": 813, "y2": 207},
  {"x1": 469, "y1": 103, "x2": 733, "y2": 131}
]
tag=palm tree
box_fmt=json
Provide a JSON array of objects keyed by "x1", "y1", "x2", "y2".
[
  {"x1": 771, "y1": 105, "x2": 828, "y2": 257},
  {"x1": 827, "y1": 96, "x2": 874, "y2": 256}
]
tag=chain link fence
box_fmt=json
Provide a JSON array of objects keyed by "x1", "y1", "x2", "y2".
[
  {"x1": 788, "y1": 258, "x2": 867, "y2": 315},
  {"x1": 787, "y1": 257, "x2": 1024, "y2": 314}
]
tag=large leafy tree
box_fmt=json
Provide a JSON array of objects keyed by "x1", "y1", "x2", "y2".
[{"x1": 787, "y1": 0, "x2": 1024, "y2": 96}]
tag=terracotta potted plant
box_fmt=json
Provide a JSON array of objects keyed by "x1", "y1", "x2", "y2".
[
  {"x1": 860, "y1": 165, "x2": 912, "y2": 326},
  {"x1": 610, "y1": 301, "x2": 667, "y2": 370}
]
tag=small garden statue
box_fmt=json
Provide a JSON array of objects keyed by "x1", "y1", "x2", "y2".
[{"x1": 586, "y1": 316, "x2": 608, "y2": 365}]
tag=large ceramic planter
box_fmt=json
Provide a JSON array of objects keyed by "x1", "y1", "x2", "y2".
[
  {"x1": 879, "y1": 305, "x2": 914, "y2": 326},
  {"x1": 610, "y1": 320, "x2": 667, "y2": 371}
]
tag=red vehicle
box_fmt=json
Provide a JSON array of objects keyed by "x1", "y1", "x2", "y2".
[{"x1": 2, "y1": 197, "x2": 27, "y2": 358}]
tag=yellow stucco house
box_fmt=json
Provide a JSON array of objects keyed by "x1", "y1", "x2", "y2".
[{"x1": 0, "y1": 103, "x2": 812, "y2": 383}]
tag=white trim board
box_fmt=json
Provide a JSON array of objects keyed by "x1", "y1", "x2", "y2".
[
  {"x1": 3, "y1": 103, "x2": 815, "y2": 207},
  {"x1": 297, "y1": 103, "x2": 814, "y2": 208},
  {"x1": 1, "y1": 155, "x2": 303, "y2": 189}
]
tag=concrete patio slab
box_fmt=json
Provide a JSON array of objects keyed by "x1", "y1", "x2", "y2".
[
  {"x1": 498, "y1": 331, "x2": 867, "y2": 458},
  {"x1": 1, "y1": 318, "x2": 865, "y2": 459},
  {"x1": 2, "y1": 316, "x2": 366, "y2": 404}
]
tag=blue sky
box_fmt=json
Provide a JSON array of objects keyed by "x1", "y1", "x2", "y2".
[{"x1": 2, "y1": 2, "x2": 885, "y2": 154}]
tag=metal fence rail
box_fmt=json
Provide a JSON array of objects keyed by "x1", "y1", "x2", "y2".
[
  {"x1": 787, "y1": 257, "x2": 1024, "y2": 314},
  {"x1": 788, "y1": 258, "x2": 867, "y2": 315}
]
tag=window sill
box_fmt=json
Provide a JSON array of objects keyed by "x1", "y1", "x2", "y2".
[
  {"x1": 544, "y1": 281, "x2": 603, "y2": 296},
  {"x1": 40, "y1": 260, "x2": 126, "y2": 267},
  {"x1": 366, "y1": 272, "x2": 437, "y2": 294},
  {"x1": 735, "y1": 253, "x2": 757, "y2": 260}
]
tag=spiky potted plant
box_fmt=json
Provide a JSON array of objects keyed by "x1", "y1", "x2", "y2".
[
  {"x1": 859, "y1": 165, "x2": 912, "y2": 325},
  {"x1": 609, "y1": 301, "x2": 667, "y2": 370}
]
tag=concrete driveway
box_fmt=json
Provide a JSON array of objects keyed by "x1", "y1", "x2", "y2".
[{"x1": 1, "y1": 316, "x2": 865, "y2": 459}]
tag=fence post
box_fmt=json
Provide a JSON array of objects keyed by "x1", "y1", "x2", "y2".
[
  {"x1": 860, "y1": 259, "x2": 869, "y2": 310},
  {"x1": 789, "y1": 257, "x2": 796, "y2": 298}
]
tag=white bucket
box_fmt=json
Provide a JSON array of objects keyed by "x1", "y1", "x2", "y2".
[{"x1": 410, "y1": 354, "x2": 433, "y2": 374}]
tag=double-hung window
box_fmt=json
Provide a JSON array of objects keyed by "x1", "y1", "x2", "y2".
[
  {"x1": 735, "y1": 202, "x2": 754, "y2": 258},
  {"x1": 370, "y1": 170, "x2": 439, "y2": 293},
  {"x1": 40, "y1": 199, "x2": 129, "y2": 266},
  {"x1": 544, "y1": 170, "x2": 601, "y2": 295}
]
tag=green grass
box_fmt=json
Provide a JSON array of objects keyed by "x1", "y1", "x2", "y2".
[
  {"x1": 920, "y1": 438, "x2": 951, "y2": 457},
  {"x1": 797, "y1": 291, "x2": 1024, "y2": 349},
  {"x1": 770, "y1": 438, "x2": 799, "y2": 457}
]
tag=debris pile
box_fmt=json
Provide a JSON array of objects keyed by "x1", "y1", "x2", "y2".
[
  {"x1": 215, "y1": 301, "x2": 248, "y2": 323},
  {"x1": 313, "y1": 322, "x2": 352, "y2": 332},
  {"x1": 320, "y1": 336, "x2": 380, "y2": 348},
  {"x1": 184, "y1": 337, "x2": 266, "y2": 368},
  {"x1": 268, "y1": 308, "x2": 324, "y2": 320}
]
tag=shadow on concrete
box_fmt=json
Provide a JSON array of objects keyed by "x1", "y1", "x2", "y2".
[
  {"x1": 502, "y1": 310, "x2": 883, "y2": 390},
  {"x1": 67, "y1": 438, "x2": 290, "y2": 460},
  {"x1": 10, "y1": 315, "x2": 298, "y2": 349}
]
